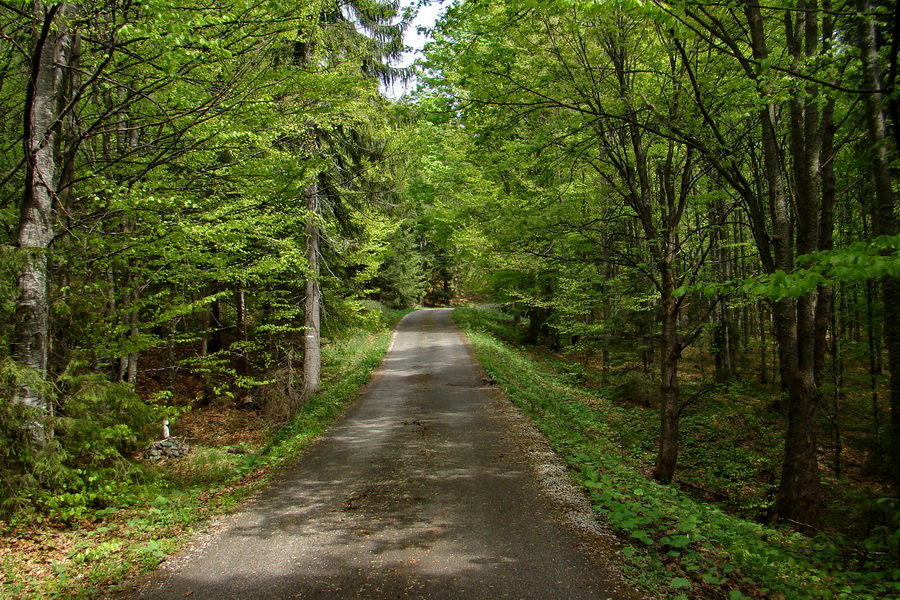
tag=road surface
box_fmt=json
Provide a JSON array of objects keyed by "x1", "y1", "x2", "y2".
[{"x1": 136, "y1": 309, "x2": 638, "y2": 600}]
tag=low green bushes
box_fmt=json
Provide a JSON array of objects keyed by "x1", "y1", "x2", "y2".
[{"x1": 0, "y1": 306, "x2": 406, "y2": 599}]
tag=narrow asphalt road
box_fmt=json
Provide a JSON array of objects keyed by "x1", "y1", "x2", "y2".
[{"x1": 136, "y1": 309, "x2": 635, "y2": 600}]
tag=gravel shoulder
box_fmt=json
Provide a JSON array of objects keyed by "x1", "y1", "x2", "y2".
[{"x1": 127, "y1": 309, "x2": 646, "y2": 600}]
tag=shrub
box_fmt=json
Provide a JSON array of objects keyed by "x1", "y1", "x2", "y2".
[{"x1": 0, "y1": 357, "x2": 165, "y2": 521}]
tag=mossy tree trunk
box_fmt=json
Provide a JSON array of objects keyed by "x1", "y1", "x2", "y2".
[{"x1": 14, "y1": 2, "x2": 78, "y2": 445}]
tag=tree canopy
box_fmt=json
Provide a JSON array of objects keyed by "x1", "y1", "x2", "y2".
[{"x1": 2, "y1": 0, "x2": 900, "y2": 597}]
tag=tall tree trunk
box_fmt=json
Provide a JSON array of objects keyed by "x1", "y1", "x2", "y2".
[
  {"x1": 524, "y1": 306, "x2": 550, "y2": 345},
  {"x1": 745, "y1": 0, "x2": 830, "y2": 530},
  {"x1": 654, "y1": 263, "x2": 681, "y2": 483},
  {"x1": 234, "y1": 289, "x2": 249, "y2": 377},
  {"x1": 301, "y1": 180, "x2": 322, "y2": 403},
  {"x1": 866, "y1": 280, "x2": 881, "y2": 436},
  {"x1": 14, "y1": 2, "x2": 77, "y2": 445},
  {"x1": 117, "y1": 256, "x2": 140, "y2": 384},
  {"x1": 126, "y1": 285, "x2": 139, "y2": 384},
  {"x1": 209, "y1": 294, "x2": 223, "y2": 354},
  {"x1": 759, "y1": 301, "x2": 768, "y2": 385},
  {"x1": 772, "y1": 295, "x2": 823, "y2": 530},
  {"x1": 201, "y1": 308, "x2": 210, "y2": 357},
  {"x1": 856, "y1": 0, "x2": 900, "y2": 490}
]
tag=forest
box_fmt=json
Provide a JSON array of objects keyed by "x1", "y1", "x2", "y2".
[{"x1": 1, "y1": 0, "x2": 900, "y2": 598}]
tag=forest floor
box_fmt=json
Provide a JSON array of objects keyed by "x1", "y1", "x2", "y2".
[
  {"x1": 0, "y1": 316, "x2": 401, "y2": 600},
  {"x1": 3, "y1": 306, "x2": 899, "y2": 599},
  {"x1": 0, "y1": 408, "x2": 276, "y2": 600}
]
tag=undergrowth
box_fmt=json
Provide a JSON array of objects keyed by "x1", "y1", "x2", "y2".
[
  {"x1": 453, "y1": 306, "x2": 900, "y2": 600},
  {"x1": 0, "y1": 307, "x2": 407, "y2": 600}
]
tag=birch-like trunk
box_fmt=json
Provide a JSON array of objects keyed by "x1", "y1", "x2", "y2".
[
  {"x1": 235, "y1": 289, "x2": 249, "y2": 376},
  {"x1": 14, "y1": 2, "x2": 77, "y2": 443},
  {"x1": 301, "y1": 180, "x2": 322, "y2": 403}
]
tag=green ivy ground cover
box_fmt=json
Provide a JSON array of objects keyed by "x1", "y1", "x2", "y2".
[{"x1": 452, "y1": 306, "x2": 900, "y2": 600}]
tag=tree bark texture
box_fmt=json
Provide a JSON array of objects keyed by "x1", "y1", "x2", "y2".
[
  {"x1": 856, "y1": 0, "x2": 900, "y2": 491},
  {"x1": 654, "y1": 266, "x2": 682, "y2": 483},
  {"x1": 235, "y1": 289, "x2": 249, "y2": 376},
  {"x1": 744, "y1": 0, "x2": 834, "y2": 530},
  {"x1": 599, "y1": 41, "x2": 693, "y2": 483},
  {"x1": 301, "y1": 180, "x2": 322, "y2": 403},
  {"x1": 14, "y1": 2, "x2": 77, "y2": 426}
]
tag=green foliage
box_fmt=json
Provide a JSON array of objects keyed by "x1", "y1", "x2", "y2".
[
  {"x1": 1, "y1": 314, "x2": 399, "y2": 599},
  {"x1": 677, "y1": 383, "x2": 783, "y2": 517},
  {"x1": 612, "y1": 373, "x2": 658, "y2": 408},
  {"x1": 373, "y1": 224, "x2": 428, "y2": 308},
  {"x1": 454, "y1": 306, "x2": 900, "y2": 600},
  {"x1": 0, "y1": 365, "x2": 49, "y2": 515},
  {"x1": 0, "y1": 358, "x2": 163, "y2": 522},
  {"x1": 676, "y1": 235, "x2": 900, "y2": 301},
  {"x1": 0, "y1": 0, "x2": 422, "y2": 525}
]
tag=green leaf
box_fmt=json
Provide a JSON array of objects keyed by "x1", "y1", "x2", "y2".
[
  {"x1": 671, "y1": 577, "x2": 691, "y2": 589},
  {"x1": 631, "y1": 530, "x2": 654, "y2": 545}
]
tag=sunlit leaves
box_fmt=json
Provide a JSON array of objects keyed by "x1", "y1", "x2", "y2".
[{"x1": 675, "y1": 236, "x2": 900, "y2": 301}]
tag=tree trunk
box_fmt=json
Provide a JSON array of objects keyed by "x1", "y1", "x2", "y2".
[
  {"x1": 209, "y1": 296, "x2": 223, "y2": 354},
  {"x1": 235, "y1": 289, "x2": 249, "y2": 376},
  {"x1": 759, "y1": 301, "x2": 768, "y2": 385},
  {"x1": 117, "y1": 265, "x2": 139, "y2": 384},
  {"x1": 654, "y1": 265, "x2": 682, "y2": 483},
  {"x1": 773, "y1": 307, "x2": 823, "y2": 531},
  {"x1": 301, "y1": 180, "x2": 322, "y2": 403},
  {"x1": 201, "y1": 307, "x2": 210, "y2": 357},
  {"x1": 127, "y1": 285, "x2": 139, "y2": 384},
  {"x1": 524, "y1": 306, "x2": 550, "y2": 345},
  {"x1": 830, "y1": 302, "x2": 844, "y2": 478},
  {"x1": 744, "y1": 0, "x2": 830, "y2": 530},
  {"x1": 866, "y1": 280, "x2": 881, "y2": 436},
  {"x1": 14, "y1": 2, "x2": 77, "y2": 445},
  {"x1": 856, "y1": 0, "x2": 900, "y2": 490}
]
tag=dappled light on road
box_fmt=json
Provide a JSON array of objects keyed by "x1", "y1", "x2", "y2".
[{"x1": 139, "y1": 309, "x2": 629, "y2": 600}]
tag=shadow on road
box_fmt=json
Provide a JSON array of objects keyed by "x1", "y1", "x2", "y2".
[{"x1": 135, "y1": 309, "x2": 632, "y2": 600}]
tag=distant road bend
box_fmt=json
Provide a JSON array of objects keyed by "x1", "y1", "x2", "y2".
[{"x1": 137, "y1": 309, "x2": 639, "y2": 600}]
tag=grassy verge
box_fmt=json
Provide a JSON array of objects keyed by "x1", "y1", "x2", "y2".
[
  {"x1": 0, "y1": 309, "x2": 407, "y2": 600},
  {"x1": 453, "y1": 306, "x2": 900, "y2": 600}
]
